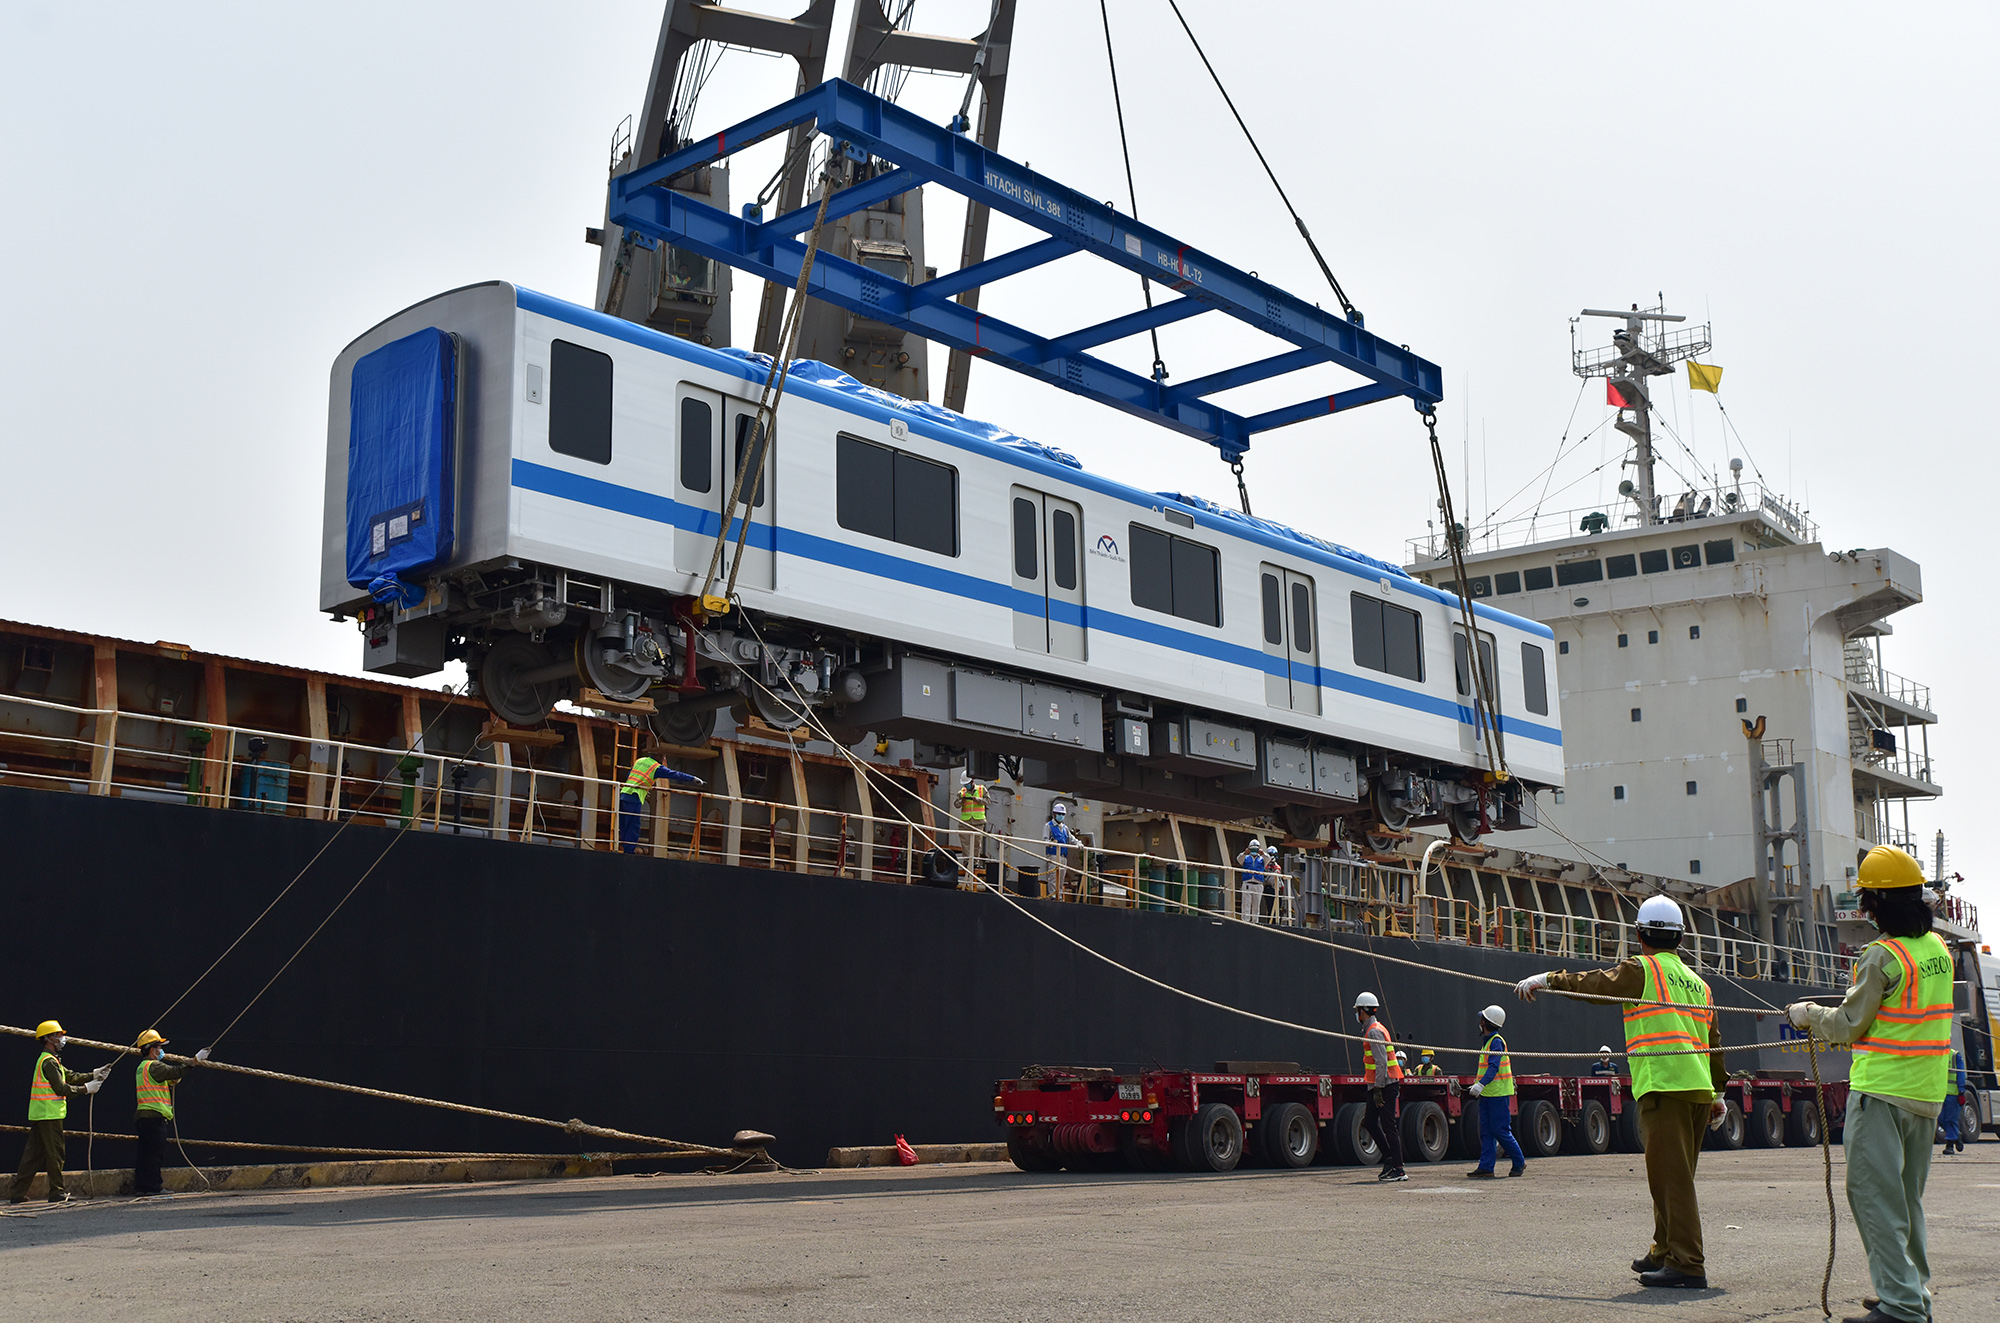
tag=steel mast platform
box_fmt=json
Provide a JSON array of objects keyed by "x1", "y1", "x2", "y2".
[{"x1": 607, "y1": 78, "x2": 1442, "y2": 462}]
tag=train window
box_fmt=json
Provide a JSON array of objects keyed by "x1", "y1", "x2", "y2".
[
  {"x1": 1051, "y1": 508, "x2": 1077, "y2": 590},
  {"x1": 678, "y1": 397, "x2": 711, "y2": 493},
  {"x1": 1522, "y1": 642, "x2": 1549, "y2": 715},
  {"x1": 1640, "y1": 548, "x2": 1670, "y2": 574},
  {"x1": 1291, "y1": 582, "x2": 1313, "y2": 654},
  {"x1": 732, "y1": 416, "x2": 766, "y2": 507},
  {"x1": 1523, "y1": 566, "x2": 1554, "y2": 591},
  {"x1": 1453, "y1": 634, "x2": 1469, "y2": 695},
  {"x1": 1261, "y1": 574, "x2": 1283, "y2": 645},
  {"x1": 1494, "y1": 570, "x2": 1522, "y2": 595},
  {"x1": 1128, "y1": 524, "x2": 1219, "y2": 625},
  {"x1": 548, "y1": 340, "x2": 612, "y2": 464},
  {"x1": 1013, "y1": 499, "x2": 1038, "y2": 579},
  {"x1": 836, "y1": 434, "x2": 958, "y2": 556},
  {"x1": 1350, "y1": 594, "x2": 1424, "y2": 682}
]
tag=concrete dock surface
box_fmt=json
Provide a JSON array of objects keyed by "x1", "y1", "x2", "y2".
[{"x1": 2, "y1": 1146, "x2": 1995, "y2": 1321}]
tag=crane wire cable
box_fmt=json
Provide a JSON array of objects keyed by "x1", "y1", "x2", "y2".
[
  {"x1": 1163, "y1": 0, "x2": 1358, "y2": 321},
  {"x1": 1098, "y1": 0, "x2": 1167, "y2": 387}
]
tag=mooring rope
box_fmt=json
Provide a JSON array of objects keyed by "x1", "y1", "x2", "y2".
[{"x1": 0, "y1": 1123, "x2": 694, "y2": 1163}]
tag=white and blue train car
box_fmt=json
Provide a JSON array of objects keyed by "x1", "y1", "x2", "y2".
[{"x1": 321, "y1": 282, "x2": 1561, "y2": 837}]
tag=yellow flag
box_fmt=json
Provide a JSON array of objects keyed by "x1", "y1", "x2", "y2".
[{"x1": 1687, "y1": 361, "x2": 1723, "y2": 394}]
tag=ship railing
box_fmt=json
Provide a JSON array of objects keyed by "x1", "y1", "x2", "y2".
[
  {"x1": 1844, "y1": 654, "x2": 1932, "y2": 712},
  {"x1": 0, "y1": 692, "x2": 1848, "y2": 985},
  {"x1": 1403, "y1": 481, "x2": 1817, "y2": 564}
]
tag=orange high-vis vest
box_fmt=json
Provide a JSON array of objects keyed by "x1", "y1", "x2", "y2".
[{"x1": 1363, "y1": 1019, "x2": 1403, "y2": 1085}]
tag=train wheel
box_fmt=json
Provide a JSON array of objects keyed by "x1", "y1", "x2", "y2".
[
  {"x1": 479, "y1": 637, "x2": 570, "y2": 727},
  {"x1": 748, "y1": 679, "x2": 812, "y2": 732},
  {"x1": 1006, "y1": 1136, "x2": 1060, "y2": 1172},
  {"x1": 1187, "y1": 1103, "x2": 1243, "y2": 1173},
  {"x1": 1565, "y1": 1100, "x2": 1611, "y2": 1155},
  {"x1": 1747, "y1": 1099, "x2": 1785, "y2": 1149},
  {"x1": 576, "y1": 631, "x2": 654, "y2": 704},
  {"x1": 1328, "y1": 1102, "x2": 1381, "y2": 1167},
  {"x1": 1260, "y1": 1102, "x2": 1319, "y2": 1169},
  {"x1": 1785, "y1": 1098, "x2": 1823, "y2": 1148},
  {"x1": 648, "y1": 702, "x2": 718, "y2": 747},
  {"x1": 1446, "y1": 802, "x2": 1482, "y2": 844},
  {"x1": 1400, "y1": 1100, "x2": 1450, "y2": 1163},
  {"x1": 1518, "y1": 1100, "x2": 1563, "y2": 1158},
  {"x1": 1372, "y1": 784, "x2": 1412, "y2": 833}
]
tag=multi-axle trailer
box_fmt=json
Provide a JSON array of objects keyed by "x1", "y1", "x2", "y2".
[{"x1": 995, "y1": 1064, "x2": 1857, "y2": 1173}]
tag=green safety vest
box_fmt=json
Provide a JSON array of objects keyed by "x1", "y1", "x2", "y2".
[
  {"x1": 622, "y1": 757, "x2": 661, "y2": 805},
  {"x1": 1850, "y1": 932, "x2": 1953, "y2": 1102},
  {"x1": 1621, "y1": 951, "x2": 1715, "y2": 1097},
  {"x1": 28, "y1": 1052, "x2": 64, "y2": 1122},
  {"x1": 1476, "y1": 1033, "x2": 1515, "y2": 1098},
  {"x1": 136, "y1": 1058, "x2": 174, "y2": 1120}
]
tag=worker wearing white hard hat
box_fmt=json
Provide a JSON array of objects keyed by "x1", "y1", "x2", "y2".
[
  {"x1": 1262, "y1": 844, "x2": 1284, "y2": 922},
  {"x1": 1352, "y1": 992, "x2": 1407, "y2": 1182},
  {"x1": 1592, "y1": 1045, "x2": 1620, "y2": 1077},
  {"x1": 1236, "y1": 838, "x2": 1266, "y2": 924},
  {"x1": 1517, "y1": 894, "x2": 1724, "y2": 1289},
  {"x1": 1466, "y1": 1004, "x2": 1525, "y2": 1178},
  {"x1": 1043, "y1": 802, "x2": 1076, "y2": 901}
]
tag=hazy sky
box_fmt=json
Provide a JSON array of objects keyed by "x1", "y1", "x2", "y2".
[{"x1": 4, "y1": 2, "x2": 1995, "y2": 917}]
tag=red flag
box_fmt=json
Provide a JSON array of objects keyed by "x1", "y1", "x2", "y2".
[{"x1": 1607, "y1": 380, "x2": 1636, "y2": 409}]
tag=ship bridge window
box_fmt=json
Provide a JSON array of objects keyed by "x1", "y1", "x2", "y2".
[
  {"x1": 548, "y1": 340, "x2": 613, "y2": 465},
  {"x1": 1351, "y1": 594, "x2": 1424, "y2": 682},
  {"x1": 1703, "y1": 539, "x2": 1736, "y2": 565},
  {"x1": 1671, "y1": 544, "x2": 1701, "y2": 569},
  {"x1": 836, "y1": 434, "x2": 958, "y2": 557},
  {"x1": 1521, "y1": 642, "x2": 1549, "y2": 715},
  {"x1": 1129, "y1": 525, "x2": 1220, "y2": 626},
  {"x1": 1494, "y1": 570, "x2": 1521, "y2": 595},
  {"x1": 1523, "y1": 566, "x2": 1554, "y2": 591},
  {"x1": 1640, "y1": 548, "x2": 1670, "y2": 574},
  {"x1": 1556, "y1": 559, "x2": 1603, "y2": 586},
  {"x1": 1607, "y1": 554, "x2": 1638, "y2": 579}
]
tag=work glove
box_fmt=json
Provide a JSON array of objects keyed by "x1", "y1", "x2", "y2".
[
  {"x1": 194, "y1": 1049, "x2": 211, "y2": 1062},
  {"x1": 1469, "y1": 1082, "x2": 1484, "y2": 1097},
  {"x1": 1707, "y1": 1100, "x2": 1726, "y2": 1129},
  {"x1": 91, "y1": 1063, "x2": 113, "y2": 1081},
  {"x1": 1370, "y1": 1088, "x2": 1384, "y2": 1106},
  {"x1": 83, "y1": 1080, "x2": 101, "y2": 1094},
  {"x1": 1785, "y1": 1002, "x2": 1813, "y2": 1030},
  {"x1": 1515, "y1": 973, "x2": 1549, "y2": 1002}
]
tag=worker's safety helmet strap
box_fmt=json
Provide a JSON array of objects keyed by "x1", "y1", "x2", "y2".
[
  {"x1": 1353, "y1": 991, "x2": 1379, "y2": 1009},
  {"x1": 33, "y1": 1020, "x2": 64, "y2": 1039},
  {"x1": 1636, "y1": 896, "x2": 1685, "y2": 931},
  {"x1": 1480, "y1": 1004, "x2": 1507, "y2": 1028},
  {"x1": 1856, "y1": 845, "x2": 1925, "y2": 890}
]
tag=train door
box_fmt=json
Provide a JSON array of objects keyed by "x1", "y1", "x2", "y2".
[
  {"x1": 1453, "y1": 625, "x2": 1500, "y2": 757},
  {"x1": 1009, "y1": 487, "x2": 1086, "y2": 661},
  {"x1": 720, "y1": 399, "x2": 775, "y2": 591},
  {"x1": 1258, "y1": 565, "x2": 1320, "y2": 715},
  {"x1": 673, "y1": 385, "x2": 722, "y2": 577}
]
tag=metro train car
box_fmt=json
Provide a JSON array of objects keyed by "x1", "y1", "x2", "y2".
[{"x1": 319, "y1": 282, "x2": 1563, "y2": 840}]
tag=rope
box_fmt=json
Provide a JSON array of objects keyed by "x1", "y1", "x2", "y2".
[
  {"x1": 1806, "y1": 1029, "x2": 1836, "y2": 1319},
  {"x1": 0, "y1": 1027, "x2": 743, "y2": 1160},
  {"x1": 1098, "y1": 0, "x2": 1167, "y2": 385},
  {"x1": 0, "y1": 1123, "x2": 693, "y2": 1164},
  {"x1": 1424, "y1": 409, "x2": 1507, "y2": 781},
  {"x1": 1163, "y1": 0, "x2": 1358, "y2": 322}
]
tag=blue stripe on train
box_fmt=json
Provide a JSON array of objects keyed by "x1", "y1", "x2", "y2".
[{"x1": 511, "y1": 459, "x2": 1561, "y2": 747}]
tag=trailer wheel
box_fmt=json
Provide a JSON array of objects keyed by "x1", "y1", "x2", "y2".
[
  {"x1": 1785, "y1": 1097, "x2": 1824, "y2": 1148},
  {"x1": 1328, "y1": 1102, "x2": 1382, "y2": 1166},
  {"x1": 1518, "y1": 1100, "x2": 1562, "y2": 1158},
  {"x1": 1186, "y1": 1103, "x2": 1244, "y2": 1173},
  {"x1": 1007, "y1": 1136, "x2": 1061, "y2": 1173},
  {"x1": 1565, "y1": 1100, "x2": 1611, "y2": 1155},
  {"x1": 1260, "y1": 1102, "x2": 1318, "y2": 1169},
  {"x1": 1747, "y1": 1099, "x2": 1785, "y2": 1149},
  {"x1": 1400, "y1": 1100, "x2": 1449, "y2": 1163},
  {"x1": 1119, "y1": 1126, "x2": 1172, "y2": 1172},
  {"x1": 1613, "y1": 1102, "x2": 1644, "y2": 1153},
  {"x1": 1449, "y1": 1100, "x2": 1482, "y2": 1160}
]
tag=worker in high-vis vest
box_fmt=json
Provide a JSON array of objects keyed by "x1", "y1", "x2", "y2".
[
  {"x1": 1787, "y1": 846, "x2": 1954, "y2": 1323},
  {"x1": 1354, "y1": 992, "x2": 1407, "y2": 1182},
  {"x1": 955, "y1": 777, "x2": 989, "y2": 867},
  {"x1": 1412, "y1": 1048, "x2": 1443, "y2": 1077},
  {"x1": 1465, "y1": 1004, "x2": 1526, "y2": 1178},
  {"x1": 1516, "y1": 895, "x2": 1725, "y2": 1290},
  {"x1": 9, "y1": 1020, "x2": 109, "y2": 1204},
  {"x1": 618, "y1": 743, "x2": 705, "y2": 854},
  {"x1": 132, "y1": 1029, "x2": 208, "y2": 1197}
]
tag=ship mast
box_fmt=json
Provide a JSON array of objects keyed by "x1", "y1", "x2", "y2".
[{"x1": 1573, "y1": 304, "x2": 1711, "y2": 527}]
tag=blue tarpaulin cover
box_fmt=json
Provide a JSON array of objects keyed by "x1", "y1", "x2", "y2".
[{"x1": 346, "y1": 328, "x2": 457, "y2": 590}]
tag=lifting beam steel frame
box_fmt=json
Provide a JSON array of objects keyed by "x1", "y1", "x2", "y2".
[{"x1": 609, "y1": 78, "x2": 1443, "y2": 461}]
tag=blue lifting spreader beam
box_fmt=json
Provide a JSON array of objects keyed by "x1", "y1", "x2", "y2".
[{"x1": 608, "y1": 78, "x2": 1443, "y2": 462}]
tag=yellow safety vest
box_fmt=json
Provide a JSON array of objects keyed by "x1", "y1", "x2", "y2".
[
  {"x1": 1362, "y1": 1020, "x2": 1403, "y2": 1085},
  {"x1": 135, "y1": 1058, "x2": 175, "y2": 1120},
  {"x1": 1414, "y1": 1063, "x2": 1442, "y2": 1077},
  {"x1": 1622, "y1": 951, "x2": 1715, "y2": 1097},
  {"x1": 1476, "y1": 1033, "x2": 1515, "y2": 1098},
  {"x1": 28, "y1": 1052, "x2": 65, "y2": 1122},
  {"x1": 622, "y1": 757, "x2": 661, "y2": 805},
  {"x1": 1850, "y1": 933, "x2": 1953, "y2": 1102},
  {"x1": 957, "y1": 784, "x2": 986, "y2": 822}
]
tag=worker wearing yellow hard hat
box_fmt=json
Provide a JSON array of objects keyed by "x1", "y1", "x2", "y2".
[
  {"x1": 10, "y1": 1020, "x2": 110, "y2": 1204},
  {"x1": 132, "y1": 1029, "x2": 208, "y2": 1197},
  {"x1": 1787, "y1": 846, "x2": 1952, "y2": 1323}
]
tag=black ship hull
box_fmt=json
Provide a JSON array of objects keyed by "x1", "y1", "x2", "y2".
[{"x1": 2, "y1": 787, "x2": 1833, "y2": 1168}]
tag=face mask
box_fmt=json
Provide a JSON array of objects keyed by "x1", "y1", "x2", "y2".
[{"x1": 51, "y1": 1037, "x2": 65, "y2": 1051}]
